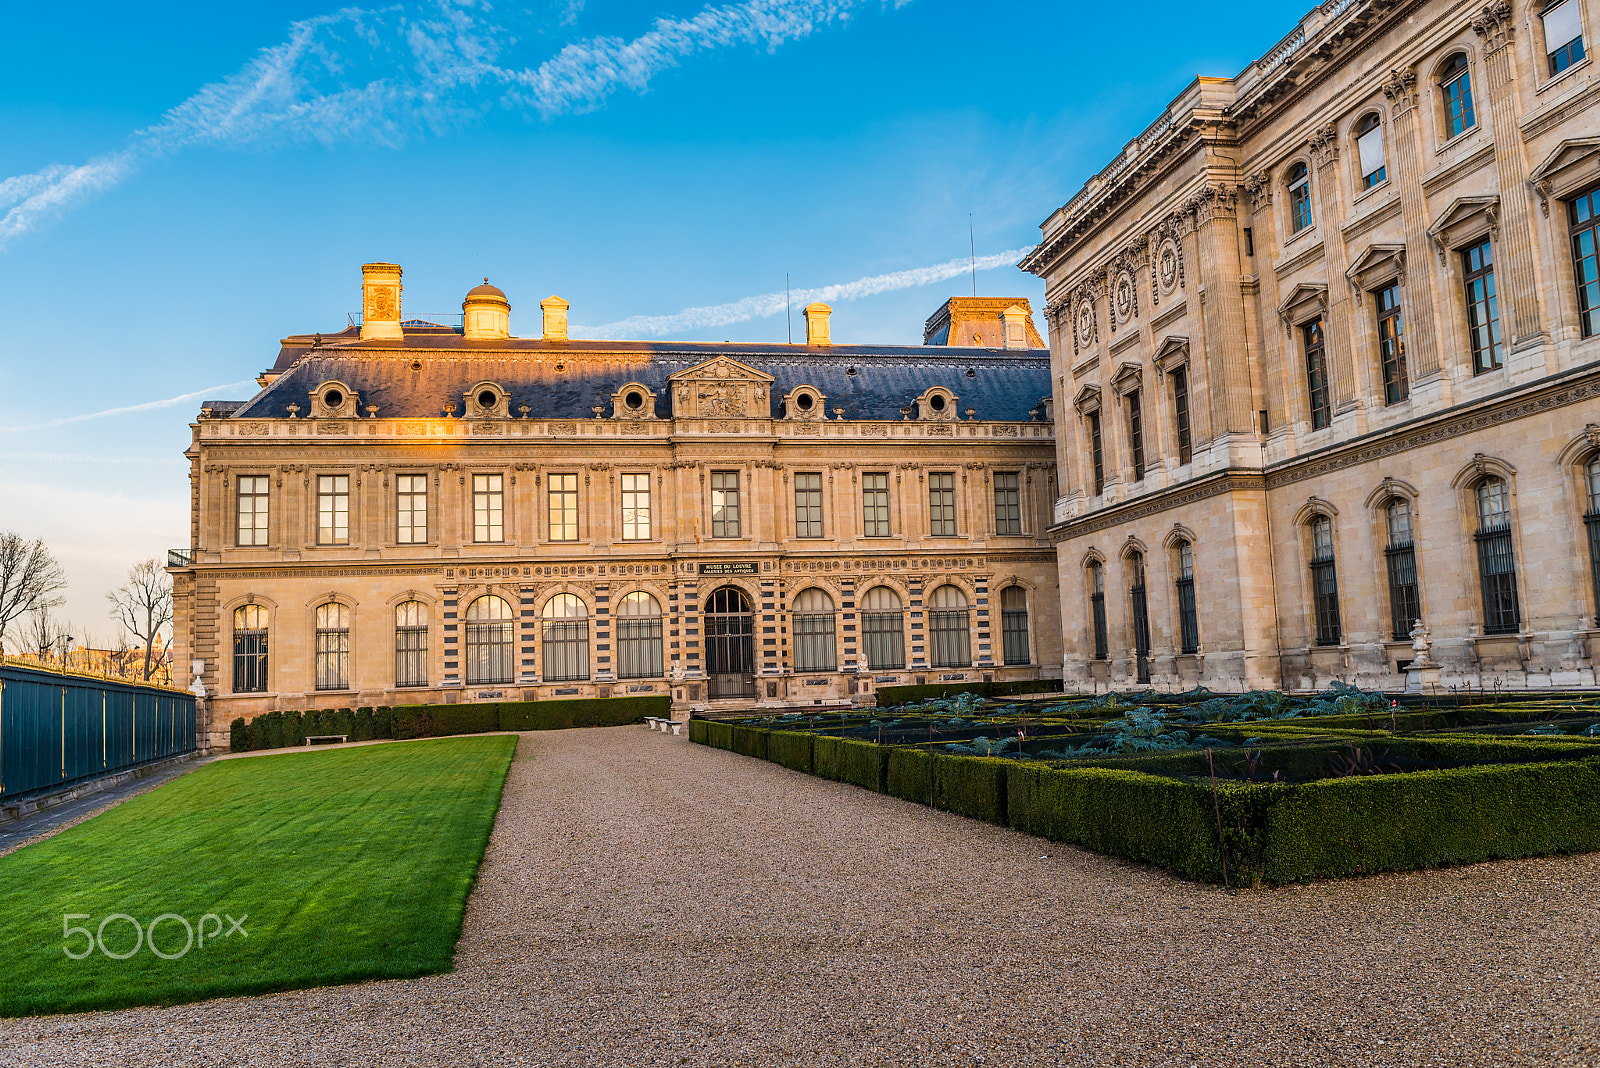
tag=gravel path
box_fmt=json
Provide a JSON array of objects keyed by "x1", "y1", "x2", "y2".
[{"x1": 3, "y1": 726, "x2": 1598, "y2": 1066}]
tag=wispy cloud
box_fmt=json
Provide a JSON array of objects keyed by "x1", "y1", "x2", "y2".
[
  {"x1": 0, "y1": 381, "x2": 256, "y2": 433},
  {"x1": 582, "y1": 247, "x2": 1036, "y2": 338},
  {"x1": 1, "y1": 0, "x2": 909, "y2": 246},
  {"x1": 0, "y1": 453, "x2": 187, "y2": 467}
]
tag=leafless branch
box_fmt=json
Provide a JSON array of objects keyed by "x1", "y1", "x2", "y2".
[
  {"x1": 0, "y1": 531, "x2": 68, "y2": 656},
  {"x1": 107, "y1": 558, "x2": 174, "y2": 681}
]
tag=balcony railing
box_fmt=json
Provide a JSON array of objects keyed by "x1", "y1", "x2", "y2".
[
  {"x1": 346, "y1": 312, "x2": 465, "y2": 330},
  {"x1": 167, "y1": 548, "x2": 193, "y2": 568}
]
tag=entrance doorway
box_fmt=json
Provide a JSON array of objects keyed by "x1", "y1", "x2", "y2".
[{"x1": 705, "y1": 586, "x2": 756, "y2": 699}]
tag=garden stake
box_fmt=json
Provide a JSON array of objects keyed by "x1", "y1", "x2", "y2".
[{"x1": 1206, "y1": 748, "x2": 1230, "y2": 890}]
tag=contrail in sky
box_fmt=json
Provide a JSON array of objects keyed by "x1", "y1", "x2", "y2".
[
  {"x1": 583, "y1": 247, "x2": 1037, "y2": 338},
  {"x1": 0, "y1": 382, "x2": 257, "y2": 433},
  {"x1": 0, "y1": 0, "x2": 912, "y2": 246}
]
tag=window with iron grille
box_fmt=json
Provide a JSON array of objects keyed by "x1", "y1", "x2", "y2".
[
  {"x1": 1586, "y1": 456, "x2": 1600, "y2": 627},
  {"x1": 467, "y1": 595, "x2": 516, "y2": 684},
  {"x1": 1375, "y1": 282, "x2": 1408, "y2": 404},
  {"x1": 237, "y1": 476, "x2": 269, "y2": 546},
  {"x1": 1463, "y1": 240, "x2": 1503, "y2": 372},
  {"x1": 794, "y1": 472, "x2": 824, "y2": 538},
  {"x1": 1303, "y1": 320, "x2": 1332, "y2": 430},
  {"x1": 616, "y1": 592, "x2": 663, "y2": 679},
  {"x1": 1175, "y1": 540, "x2": 1199, "y2": 654},
  {"x1": 792, "y1": 588, "x2": 837, "y2": 672},
  {"x1": 993, "y1": 472, "x2": 1022, "y2": 535},
  {"x1": 395, "y1": 600, "x2": 429, "y2": 687},
  {"x1": 1129, "y1": 553, "x2": 1151, "y2": 683},
  {"x1": 1384, "y1": 499, "x2": 1421, "y2": 641},
  {"x1": 1571, "y1": 184, "x2": 1600, "y2": 339},
  {"x1": 315, "y1": 602, "x2": 350, "y2": 691},
  {"x1": 1440, "y1": 53, "x2": 1475, "y2": 138},
  {"x1": 1127, "y1": 389, "x2": 1146, "y2": 482},
  {"x1": 1171, "y1": 368, "x2": 1193, "y2": 465},
  {"x1": 1474, "y1": 477, "x2": 1520, "y2": 635},
  {"x1": 861, "y1": 586, "x2": 904, "y2": 669},
  {"x1": 1000, "y1": 586, "x2": 1029, "y2": 665},
  {"x1": 232, "y1": 604, "x2": 268, "y2": 693},
  {"x1": 862, "y1": 473, "x2": 891, "y2": 537},
  {"x1": 1088, "y1": 411, "x2": 1105, "y2": 496},
  {"x1": 317, "y1": 474, "x2": 349, "y2": 545},
  {"x1": 472, "y1": 473, "x2": 504, "y2": 543},
  {"x1": 928, "y1": 472, "x2": 957, "y2": 536},
  {"x1": 928, "y1": 584, "x2": 970, "y2": 668},
  {"x1": 539, "y1": 594, "x2": 589, "y2": 683},
  {"x1": 1309, "y1": 517, "x2": 1342, "y2": 645},
  {"x1": 396, "y1": 474, "x2": 427, "y2": 544},
  {"x1": 1089, "y1": 562, "x2": 1108, "y2": 660},
  {"x1": 547, "y1": 473, "x2": 578, "y2": 541}
]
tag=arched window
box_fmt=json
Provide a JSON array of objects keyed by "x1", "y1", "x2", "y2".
[
  {"x1": 466, "y1": 595, "x2": 514, "y2": 685},
  {"x1": 1174, "y1": 541, "x2": 1199, "y2": 654},
  {"x1": 1474, "y1": 477, "x2": 1520, "y2": 634},
  {"x1": 792, "y1": 588, "x2": 837, "y2": 672},
  {"x1": 1287, "y1": 163, "x2": 1313, "y2": 234},
  {"x1": 1309, "y1": 516, "x2": 1342, "y2": 645},
  {"x1": 1542, "y1": 0, "x2": 1586, "y2": 76},
  {"x1": 1439, "y1": 53, "x2": 1476, "y2": 138},
  {"x1": 232, "y1": 604, "x2": 268, "y2": 693},
  {"x1": 1088, "y1": 562, "x2": 1108, "y2": 660},
  {"x1": 1586, "y1": 456, "x2": 1600, "y2": 626},
  {"x1": 1384, "y1": 500, "x2": 1421, "y2": 640},
  {"x1": 395, "y1": 600, "x2": 429, "y2": 688},
  {"x1": 861, "y1": 587, "x2": 905, "y2": 670},
  {"x1": 1000, "y1": 586, "x2": 1030, "y2": 665},
  {"x1": 1128, "y1": 552, "x2": 1151, "y2": 683},
  {"x1": 1355, "y1": 113, "x2": 1386, "y2": 189},
  {"x1": 540, "y1": 594, "x2": 589, "y2": 683},
  {"x1": 616, "y1": 592, "x2": 663, "y2": 680},
  {"x1": 929, "y1": 585, "x2": 971, "y2": 668},
  {"x1": 315, "y1": 602, "x2": 350, "y2": 691}
]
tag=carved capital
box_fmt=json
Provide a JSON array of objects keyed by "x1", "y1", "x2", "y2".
[
  {"x1": 1187, "y1": 183, "x2": 1239, "y2": 226},
  {"x1": 1308, "y1": 123, "x2": 1339, "y2": 169},
  {"x1": 1381, "y1": 66, "x2": 1418, "y2": 113},
  {"x1": 1243, "y1": 170, "x2": 1272, "y2": 214},
  {"x1": 1472, "y1": 0, "x2": 1514, "y2": 52}
]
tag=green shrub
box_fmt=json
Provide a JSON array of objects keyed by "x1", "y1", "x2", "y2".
[
  {"x1": 729, "y1": 724, "x2": 769, "y2": 760},
  {"x1": 887, "y1": 748, "x2": 931, "y2": 805},
  {"x1": 876, "y1": 679, "x2": 1063, "y2": 707},
  {"x1": 837, "y1": 739, "x2": 888, "y2": 793},
  {"x1": 813, "y1": 735, "x2": 843, "y2": 781},
  {"x1": 929, "y1": 753, "x2": 1009, "y2": 825},
  {"x1": 228, "y1": 717, "x2": 249, "y2": 753},
  {"x1": 706, "y1": 721, "x2": 734, "y2": 750},
  {"x1": 393, "y1": 704, "x2": 500, "y2": 740},
  {"x1": 767, "y1": 730, "x2": 814, "y2": 774},
  {"x1": 688, "y1": 719, "x2": 710, "y2": 745},
  {"x1": 495, "y1": 695, "x2": 666, "y2": 730}
]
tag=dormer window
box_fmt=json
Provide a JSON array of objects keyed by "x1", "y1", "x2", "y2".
[
  {"x1": 1543, "y1": 0, "x2": 1586, "y2": 75},
  {"x1": 1287, "y1": 163, "x2": 1313, "y2": 234},
  {"x1": 1355, "y1": 114, "x2": 1386, "y2": 190},
  {"x1": 464, "y1": 381, "x2": 509, "y2": 419},
  {"x1": 311, "y1": 380, "x2": 358, "y2": 418},
  {"x1": 609, "y1": 382, "x2": 659, "y2": 419},
  {"x1": 914, "y1": 386, "x2": 960, "y2": 421},
  {"x1": 1439, "y1": 53, "x2": 1475, "y2": 138},
  {"x1": 780, "y1": 385, "x2": 827, "y2": 420}
]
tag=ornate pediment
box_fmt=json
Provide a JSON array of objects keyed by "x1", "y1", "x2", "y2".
[
  {"x1": 1072, "y1": 383, "x2": 1103, "y2": 415},
  {"x1": 1154, "y1": 335, "x2": 1190, "y2": 372},
  {"x1": 1427, "y1": 195, "x2": 1499, "y2": 259},
  {"x1": 1529, "y1": 138, "x2": 1600, "y2": 215},
  {"x1": 1345, "y1": 244, "x2": 1406, "y2": 293},
  {"x1": 1110, "y1": 361, "x2": 1144, "y2": 397},
  {"x1": 666, "y1": 357, "x2": 775, "y2": 419},
  {"x1": 1277, "y1": 283, "x2": 1329, "y2": 328}
]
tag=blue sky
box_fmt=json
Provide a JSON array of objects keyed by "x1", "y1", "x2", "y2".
[{"x1": 0, "y1": 0, "x2": 1305, "y2": 639}]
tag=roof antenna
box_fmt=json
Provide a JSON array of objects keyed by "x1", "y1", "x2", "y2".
[
  {"x1": 786, "y1": 273, "x2": 792, "y2": 344},
  {"x1": 969, "y1": 214, "x2": 977, "y2": 298}
]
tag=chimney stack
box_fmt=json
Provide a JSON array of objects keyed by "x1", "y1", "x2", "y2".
[
  {"x1": 360, "y1": 263, "x2": 404, "y2": 340},
  {"x1": 803, "y1": 302, "x2": 832, "y2": 346},
  {"x1": 1001, "y1": 304, "x2": 1028, "y2": 349},
  {"x1": 541, "y1": 295, "x2": 570, "y2": 342}
]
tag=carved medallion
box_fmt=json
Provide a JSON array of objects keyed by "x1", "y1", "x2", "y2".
[
  {"x1": 1114, "y1": 271, "x2": 1136, "y2": 322},
  {"x1": 1158, "y1": 242, "x2": 1180, "y2": 292},
  {"x1": 1076, "y1": 301, "x2": 1096, "y2": 348}
]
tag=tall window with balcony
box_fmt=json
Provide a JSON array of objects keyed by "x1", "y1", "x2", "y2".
[
  {"x1": 232, "y1": 605, "x2": 268, "y2": 693},
  {"x1": 541, "y1": 594, "x2": 590, "y2": 682},
  {"x1": 928, "y1": 472, "x2": 957, "y2": 536},
  {"x1": 1384, "y1": 499, "x2": 1421, "y2": 641},
  {"x1": 1375, "y1": 282, "x2": 1408, "y2": 404},
  {"x1": 1309, "y1": 517, "x2": 1342, "y2": 646},
  {"x1": 928, "y1": 585, "x2": 971, "y2": 668},
  {"x1": 1088, "y1": 411, "x2": 1105, "y2": 496},
  {"x1": 472, "y1": 474, "x2": 503, "y2": 542},
  {"x1": 861, "y1": 586, "x2": 905, "y2": 669},
  {"x1": 616, "y1": 592, "x2": 663, "y2": 679},
  {"x1": 794, "y1": 472, "x2": 823, "y2": 538},
  {"x1": 1463, "y1": 240, "x2": 1503, "y2": 372},
  {"x1": 1126, "y1": 390, "x2": 1146, "y2": 482},
  {"x1": 862, "y1": 473, "x2": 891, "y2": 537},
  {"x1": 315, "y1": 603, "x2": 350, "y2": 691},
  {"x1": 1542, "y1": 0, "x2": 1586, "y2": 75},
  {"x1": 396, "y1": 474, "x2": 427, "y2": 544},
  {"x1": 237, "y1": 476, "x2": 269, "y2": 546},
  {"x1": 993, "y1": 472, "x2": 1022, "y2": 535},
  {"x1": 1303, "y1": 320, "x2": 1332, "y2": 429},
  {"x1": 1174, "y1": 540, "x2": 1199, "y2": 655},
  {"x1": 548, "y1": 474, "x2": 578, "y2": 541},
  {"x1": 621, "y1": 473, "x2": 651, "y2": 540},
  {"x1": 466, "y1": 595, "x2": 515, "y2": 684},
  {"x1": 395, "y1": 600, "x2": 428, "y2": 687},
  {"x1": 1287, "y1": 163, "x2": 1314, "y2": 234},
  {"x1": 1439, "y1": 53, "x2": 1475, "y2": 137},
  {"x1": 317, "y1": 475, "x2": 349, "y2": 545},
  {"x1": 1001, "y1": 586, "x2": 1029, "y2": 665},
  {"x1": 792, "y1": 588, "x2": 837, "y2": 672},
  {"x1": 1171, "y1": 369, "x2": 1193, "y2": 465},
  {"x1": 1474, "y1": 477, "x2": 1520, "y2": 635},
  {"x1": 1585, "y1": 456, "x2": 1600, "y2": 626},
  {"x1": 1572, "y1": 185, "x2": 1599, "y2": 338},
  {"x1": 711, "y1": 471, "x2": 741, "y2": 538},
  {"x1": 1355, "y1": 113, "x2": 1386, "y2": 189},
  {"x1": 1089, "y1": 561, "x2": 1108, "y2": 661}
]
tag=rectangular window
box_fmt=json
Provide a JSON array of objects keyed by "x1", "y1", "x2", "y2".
[
  {"x1": 1090, "y1": 565, "x2": 1108, "y2": 660},
  {"x1": 1586, "y1": 460, "x2": 1600, "y2": 628},
  {"x1": 1171, "y1": 369, "x2": 1193, "y2": 466},
  {"x1": 316, "y1": 475, "x2": 349, "y2": 545},
  {"x1": 547, "y1": 473, "x2": 579, "y2": 541},
  {"x1": 794, "y1": 472, "x2": 824, "y2": 538},
  {"x1": 1127, "y1": 389, "x2": 1146, "y2": 482},
  {"x1": 1303, "y1": 320, "x2": 1332, "y2": 430},
  {"x1": 1000, "y1": 588, "x2": 1029, "y2": 665},
  {"x1": 1572, "y1": 186, "x2": 1600, "y2": 339},
  {"x1": 862, "y1": 473, "x2": 891, "y2": 537},
  {"x1": 621, "y1": 473, "x2": 651, "y2": 540},
  {"x1": 472, "y1": 473, "x2": 504, "y2": 543},
  {"x1": 1463, "y1": 240, "x2": 1504, "y2": 371},
  {"x1": 1175, "y1": 544, "x2": 1199, "y2": 655},
  {"x1": 396, "y1": 622, "x2": 428, "y2": 688},
  {"x1": 1544, "y1": 0, "x2": 1586, "y2": 75},
  {"x1": 992, "y1": 472, "x2": 1022, "y2": 535},
  {"x1": 1375, "y1": 282, "x2": 1408, "y2": 405},
  {"x1": 1310, "y1": 522, "x2": 1342, "y2": 646},
  {"x1": 1385, "y1": 547, "x2": 1420, "y2": 644},
  {"x1": 1476, "y1": 528, "x2": 1520, "y2": 635},
  {"x1": 396, "y1": 474, "x2": 427, "y2": 544},
  {"x1": 1356, "y1": 122, "x2": 1386, "y2": 189},
  {"x1": 928, "y1": 472, "x2": 957, "y2": 536},
  {"x1": 710, "y1": 470, "x2": 741, "y2": 538},
  {"x1": 1089, "y1": 411, "x2": 1105, "y2": 496},
  {"x1": 1443, "y1": 63, "x2": 1475, "y2": 137},
  {"x1": 237, "y1": 476, "x2": 269, "y2": 546}
]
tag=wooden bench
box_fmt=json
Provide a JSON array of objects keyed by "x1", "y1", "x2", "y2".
[{"x1": 305, "y1": 735, "x2": 348, "y2": 746}]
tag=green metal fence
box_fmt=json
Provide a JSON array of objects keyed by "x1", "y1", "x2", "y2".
[{"x1": 0, "y1": 662, "x2": 196, "y2": 802}]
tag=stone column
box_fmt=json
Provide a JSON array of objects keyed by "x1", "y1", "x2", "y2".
[
  {"x1": 1474, "y1": 0, "x2": 1541, "y2": 347},
  {"x1": 1190, "y1": 185, "x2": 1257, "y2": 436},
  {"x1": 1381, "y1": 66, "x2": 1443, "y2": 381},
  {"x1": 1307, "y1": 128, "x2": 1361, "y2": 413}
]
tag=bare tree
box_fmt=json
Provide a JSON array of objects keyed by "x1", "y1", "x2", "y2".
[
  {"x1": 26, "y1": 606, "x2": 72, "y2": 662},
  {"x1": 0, "y1": 532, "x2": 68, "y2": 656},
  {"x1": 107, "y1": 558, "x2": 173, "y2": 682}
]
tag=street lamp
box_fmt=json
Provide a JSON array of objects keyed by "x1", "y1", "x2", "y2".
[{"x1": 57, "y1": 634, "x2": 74, "y2": 675}]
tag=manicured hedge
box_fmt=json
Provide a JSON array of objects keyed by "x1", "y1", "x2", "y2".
[
  {"x1": 876, "y1": 678, "x2": 1063, "y2": 707},
  {"x1": 813, "y1": 735, "x2": 844, "y2": 780},
  {"x1": 837, "y1": 739, "x2": 888, "y2": 793},
  {"x1": 767, "y1": 730, "x2": 814, "y2": 774},
  {"x1": 729, "y1": 724, "x2": 769, "y2": 760},
  {"x1": 229, "y1": 696, "x2": 662, "y2": 752},
  {"x1": 706, "y1": 721, "x2": 734, "y2": 750},
  {"x1": 688, "y1": 719, "x2": 711, "y2": 745},
  {"x1": 887, "y1": 747, "x2": 931, "y2": 805},
  {"x1": 929, "y1": 752, "x2": 1009, "y2": 825}
]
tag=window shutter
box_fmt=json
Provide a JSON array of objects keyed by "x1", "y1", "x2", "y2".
[{"x1": 1357, "y1": 125, "x2": 1385, "y2": 178}]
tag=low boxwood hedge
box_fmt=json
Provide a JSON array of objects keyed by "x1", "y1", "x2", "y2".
[
  {"x1": 729, "y1": 724, "x2": 769, "y2": 760},
  {"x1": 887, "y1": 747, "x2": 931, "y2": 805},
  {"x1": 706, "y1": 721, "x2": 734, "y2": 750},
  {"x1": 767, "y1": 730, "x2": 814, "y2": 774},
  {"x1": 837, "y1": 739, "x2": 888, "y2": 793},
  {"x1": 876, "y1": 678, "x2": 1063, "y2": 707},
  {"x1": 813, "y1": 735, "x2": 844, "y2": 780},
  {"x1": 929, "y1": 752, "x2": 1009, "y2": 825}
]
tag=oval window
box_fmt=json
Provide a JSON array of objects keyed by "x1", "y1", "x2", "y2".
[
  {"x1": 478, "y1": 389, "x2": 497, "y2": 409},
  {"x1": 625, "y1": 391, "x2": 644, "y2": 409},
  {"x1": 929, "y1": 394, "x2": 947, "y2": 412},
  {"x1": 324, "y1": 389, "x2": 343, "y2": 408},
  {"x1": 796, "y1": 393, "x2": 814, "y2": 410}
]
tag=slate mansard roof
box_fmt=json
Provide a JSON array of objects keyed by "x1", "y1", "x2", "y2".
[{"x1": 219, "y1": 328, "x2": 1055, "y2": 423}]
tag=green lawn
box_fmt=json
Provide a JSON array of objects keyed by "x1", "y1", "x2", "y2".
[{"x1": 0, "y1": 734, "x2": 517, "y2": 1017}]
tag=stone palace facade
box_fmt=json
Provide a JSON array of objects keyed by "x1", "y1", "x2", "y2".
[
  {"x1": 168, "y1": 265, "x2": 1060, "y2": 745},
  {"x1": 1024, "y1": 0, "x2": 1600, "y2": 690}
]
